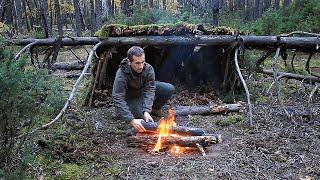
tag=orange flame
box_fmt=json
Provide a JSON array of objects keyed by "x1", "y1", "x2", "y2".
[{"x1": 153, "y1": 109, "x2": 177, "y2": 152}]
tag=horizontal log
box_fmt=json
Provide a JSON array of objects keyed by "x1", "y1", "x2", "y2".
[
  {"x1": 10, "y1": 36, "x2": 320, "y2": 51},
  {"x1": 127, "y1": 134, "x2": 222, "y2": 148},
  {"x1": 260, "y1": 69, "x2": 320, "y2": 83},
  {"x1": 126, "y1": 121, "x2": 205, "y2": 136},
  {"x1": 174, "y1": 103, "x2": 244, "y2": 116},
  {"x1": 52, "y1": 62, "x2": 85, "y2": 70},
  {"x1": 242, "y1": 36, "x2": 320, "y2": 52}
]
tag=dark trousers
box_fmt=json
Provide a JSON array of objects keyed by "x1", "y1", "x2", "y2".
[{"x1": 126, "y1": 81, "x2": 174, "y2": 119}]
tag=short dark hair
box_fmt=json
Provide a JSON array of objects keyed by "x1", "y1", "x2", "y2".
[{"x1": 127, "y1": 46, "x2": 145, "y2": 61}]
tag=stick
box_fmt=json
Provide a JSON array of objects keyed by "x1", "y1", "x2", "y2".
[
  {"x1": 17, "y1": 42, "x2": 102, "y2": 138},
  {"x1": 308, "y1": 83, "x2": 319, "y2": 103},
  {"x1": 259, "y1": 69, "x2": 320, "y2": 83},
  {"x1": 234, "y1": 48, "x2": 253, "y2": 126},
  {"x1": 14, "y1": 41, "x2": 38, "y2": 60},
  {"x1": 272, "y1": 47, "x2": 291, "y2": 119}
]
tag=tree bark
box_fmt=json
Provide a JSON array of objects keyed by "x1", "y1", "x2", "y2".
[
  {"x1": 95, "y1": 0, "x2": 102, "y2": 29},
  {"x1": 54, "y1": 0, "x2": 63, "y2": 37},
  {"x1": 73, "y1": 0, "x2": 82, "y2": 36},
  {"x1": 90, "y1": 0, "x2": 96, "y2": 36},
  {"x1": 14, "y1": 0, "x2": 24, "y2": 34}
]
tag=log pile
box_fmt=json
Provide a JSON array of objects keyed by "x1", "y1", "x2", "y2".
[{"x1": 126, "y1": 121, "x2": 222, "y2": 156}]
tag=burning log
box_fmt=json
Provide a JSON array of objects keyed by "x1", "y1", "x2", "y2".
[
  {"x1": 126, "y1": 121, "x2": 205, "y2": 136},
  {"x1": 174, "y1": 103, "x2": 244, "y2": 116},
  {"x1": 126, "y1": 134, "x2": 222, "y2": 149}
]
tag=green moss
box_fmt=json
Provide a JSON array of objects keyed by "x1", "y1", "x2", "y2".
[
  {"x1": 216, "y1": 114, "x2": 244, "y2": 126},
  {"x1": 103, "y1": 166, "x2": 123, "y2": 177},
  {"x1": 59, "y1": 163, "x2": 89, "y2": 180},
  {"x1": 95, "y1": 23, "x2": 240, "y2": 38}
]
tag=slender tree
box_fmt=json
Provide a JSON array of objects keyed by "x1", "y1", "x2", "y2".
[
  {"x1": 14, "y1": 0, "x2": 24, "y2": 33},
  {"x1": 95, "y1": 0, "x2": 102, "y2": 28},
  {"x1": 73, "y1": 0, "x2": 82, "y2": 36},
  {"x1": 90, "y1": 0, "x2": 96, "y2": 36}
]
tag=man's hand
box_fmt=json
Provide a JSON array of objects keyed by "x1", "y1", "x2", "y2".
[
  {"x1": 130, "y1": 119, "x2": 146, "y2": 132},
  {"x1": 143, "y1": 111, "x2": 153, "y2": 122}
]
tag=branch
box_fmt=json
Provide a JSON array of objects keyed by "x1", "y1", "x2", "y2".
[
  {"x1": 259, "y1": 69, "x2": 320, "y2": 83},
  {"x1": 14, "y1": 41, "x2": 38, "y2": 60},
  {"x1": 272, "y1": 47, "x2": 291, "y2": 119},
  {"x1": 17, "y1": 42, "x2": 102, "y2": 138},
  {"x1": 234, "y1": 48, "x2": 253, "y2": 126}
]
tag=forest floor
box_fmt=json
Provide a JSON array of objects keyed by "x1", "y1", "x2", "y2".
[{"x1": 26, "y1": 48, "x2": 320, "y2": 179}]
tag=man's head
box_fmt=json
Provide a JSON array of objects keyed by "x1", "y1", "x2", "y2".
[{"x1": 127, "y1": 46, "x2": 145, "y2": 74}]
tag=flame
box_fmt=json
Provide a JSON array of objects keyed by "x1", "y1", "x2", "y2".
[
  {"x1": 153, "y1": 109, "x2": 178, "y2": 152},
  {"x1": 169, "y1": 145, "x2": 186, "y2": 155}
]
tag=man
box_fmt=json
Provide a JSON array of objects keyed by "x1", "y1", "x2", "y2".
[{"x1": 112, "y1": 46, "x2": 175, "y2": 132}]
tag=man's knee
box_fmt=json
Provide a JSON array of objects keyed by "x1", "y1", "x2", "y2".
[{"x1": 156, "y1": 81, "x2": 175, "y2": 97}]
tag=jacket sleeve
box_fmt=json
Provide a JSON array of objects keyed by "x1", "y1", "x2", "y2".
[
  {"x1": 112, "y1": 69, "x2": 134, "y2": 122},
  {"x1": 143, "y1": 66, "x2": 156, "y2": 113}
]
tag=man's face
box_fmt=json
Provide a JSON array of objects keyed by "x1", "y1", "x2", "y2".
[{"x1": 130, "y1": 54, "x2": 145, "y2": 73}]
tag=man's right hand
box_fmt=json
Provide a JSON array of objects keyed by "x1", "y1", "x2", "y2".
[{"x1": 130, "y1": 119, "x2": 146, "y2": 132}]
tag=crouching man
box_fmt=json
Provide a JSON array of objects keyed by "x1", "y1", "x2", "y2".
[{"x1": 112, "y1": 46, "x2": 175, "y2": 132}]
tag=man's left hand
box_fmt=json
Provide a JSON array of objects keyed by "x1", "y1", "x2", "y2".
[{"x1": 143, "y1": 112, "x2": 153, "y2": 122}]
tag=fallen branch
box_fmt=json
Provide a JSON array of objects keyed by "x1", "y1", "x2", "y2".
[
  {"x1": 18, "y1": 42, "x2": 102, "y2": 138},
  {"x1": 272, "y1": 47, "x2": 291, "y2": 119},
  {"x1": 259, "y1": 69, "x2": 320, "y2": 83},
  {"x1": 308, "y1": 83, "x2": 319, "y2": 103},
  {"x1": 14, "y1": 41, "x2": 38, "y2": 60},
  {"x1": 52, "y1": 62, "x2": 85, "y2": 70},
  {"x1": 127, "y1": 134, "x2": 222, "y2": 148},
  {"x1": 234, "y1": 48, "x2": 253, "y2": 126},
  {"x1": 174, "y1": 103, "x2": 244, "y2": 116}
]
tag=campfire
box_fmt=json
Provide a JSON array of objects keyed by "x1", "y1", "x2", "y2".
[{"x1": 127, "y1": 108, "x2": 222, "y2": 156}]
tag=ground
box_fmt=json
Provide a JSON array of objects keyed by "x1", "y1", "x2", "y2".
[{"x1": 25, "y1": 48, "x2": 320, "y2": 179}]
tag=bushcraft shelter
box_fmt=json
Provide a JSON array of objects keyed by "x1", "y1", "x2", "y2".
[{"x1": 86, "y1": 23, "x2": 242, "y2": 106}]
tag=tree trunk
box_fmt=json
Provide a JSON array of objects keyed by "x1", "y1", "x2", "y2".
[
  {"x1": 95, "y1": 0, "x2": 102, "y2": 29},
  {"x1": 21, "y1": 0, "x2": 30, "y2": 32},
  {"x1": 284, "y1": 0, "x2": 291, "y2": 7},
  {"x1": 211, "y1": 0, "x2": 220, "y2": 26},
  {"x1": 14, "y1": 0, "x2": 24, "y2": 34},
  {"x1": 274, "y1": 0, "x2": 280, "y2": 10},
  {"x1": 73, "y1": 0, "x2": 82, "y2": 36},
  {"x1": 40, "y1": 0, "x2": 52, "y2": 37},
  {"x1": 54, "y1": 0, "x2": 63, "y2": 37},
  {"x1": 245, "y1": 0, "x2": 253, "y2": 21},
  {"x1": 264, "y1": 0, "x2": 271, "y2": 11},
  {"x1": 254, "y1": 0, "x2": 263, "y2": 19},
  {"x1": 90, "y1": 0, "x2": 96, "y2": 36},
  {"x1": 162, "y1": 0, "x2": 166, "y2": 10}
]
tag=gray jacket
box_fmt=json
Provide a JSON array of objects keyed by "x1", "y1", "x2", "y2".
[{"x1": 112, "y1": 58, "x2": 156, "y2": 122}]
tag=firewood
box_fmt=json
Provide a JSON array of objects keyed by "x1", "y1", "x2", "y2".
[
  {"x1": 126, "y1": 134, "x2": 222, "y2": 148},
  {"x1": 174, "y1": 103, "x2": 244, "y2": 116},
  {"x1": 126, "y1": 121, "x2": 205, "y2": 136},
  {"x1": 52, "y1": 62, "x2": 85, "y2": 70}
]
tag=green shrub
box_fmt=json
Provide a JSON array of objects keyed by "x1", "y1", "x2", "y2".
[{"x1": 0, "y1": 36, "x2": 65, "y2": 177}]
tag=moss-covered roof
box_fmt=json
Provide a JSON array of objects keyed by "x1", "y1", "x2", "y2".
[{"x1": 95, "y1": 23, "x2": 240, "y2": 38}]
